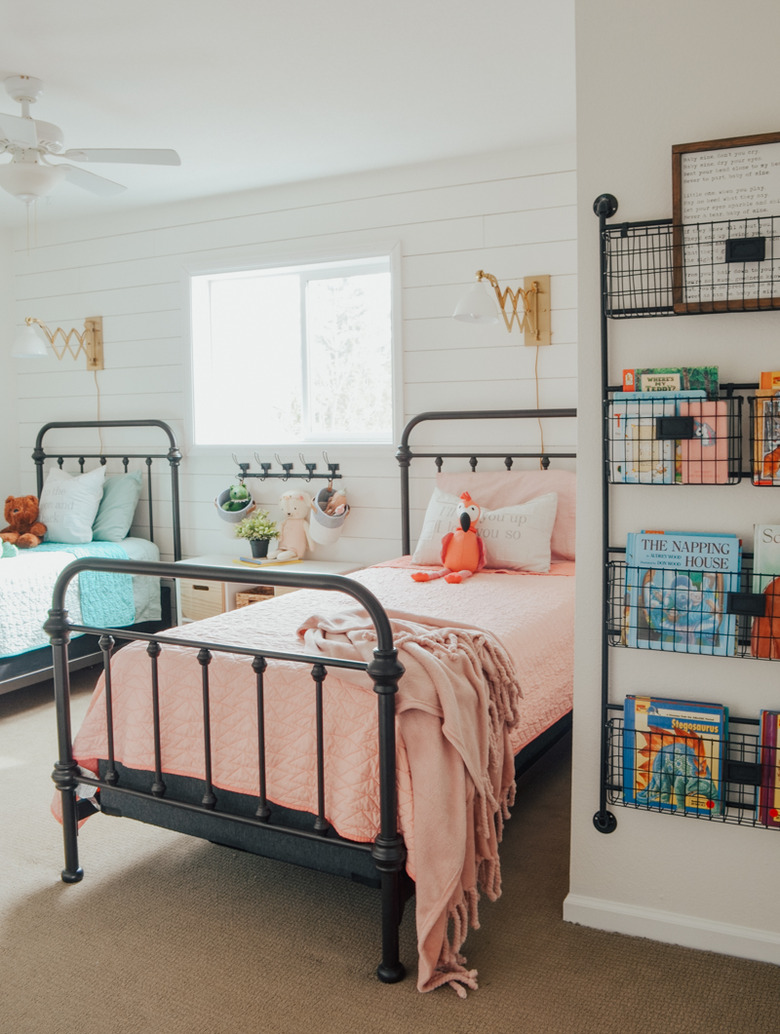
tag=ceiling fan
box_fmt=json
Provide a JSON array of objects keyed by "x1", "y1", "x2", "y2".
[{"x1": 0, "y1": 74, "x2": 180, "y2": 205}]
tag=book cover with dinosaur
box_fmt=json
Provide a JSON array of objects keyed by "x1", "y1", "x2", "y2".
[{"x1": 623, "y1": 694, "x2": 728, "y2": 816}]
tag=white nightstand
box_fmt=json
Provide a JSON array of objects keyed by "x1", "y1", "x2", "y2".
[{"x1": 174, "y1": 554, "x2": 358, "y2": 622}]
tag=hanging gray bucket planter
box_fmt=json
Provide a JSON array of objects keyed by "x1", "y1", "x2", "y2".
[{"x1": 309, "y1": 486, "x2": 349, "y2": 545}]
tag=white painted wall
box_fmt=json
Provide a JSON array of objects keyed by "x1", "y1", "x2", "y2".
[
  {"x1": 569, "y1": 0, "x2": 780, "y2": 963},
  {"x1": 5, "y1": 144, "x2": 576, "y2": 564},
  {"x1": 0, "y1": 231, "x2": 18, "y2": 495}
]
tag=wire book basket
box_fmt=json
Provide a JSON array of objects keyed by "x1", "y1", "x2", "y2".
[
  {"x1": 602, "y1": 216, "x2": 780, "y2": 317},
  {"x1": 604, "y1": 394, "x2": 743, "y2": 485},
  {"x1": 604, "y1": 714, "x2": 775, "y2": 828},
  {"x1": 607, "y1": 555, "x2": 780, "y2": 661}
]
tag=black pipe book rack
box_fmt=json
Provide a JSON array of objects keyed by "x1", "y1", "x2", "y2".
[{"x1": 593, "y1": 193, "x2": 780, "y2": 835}]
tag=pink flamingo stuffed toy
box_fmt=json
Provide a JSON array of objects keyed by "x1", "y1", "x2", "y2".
[{"x1": 412, "y1": 491, "x2": 486, "y2": 584}]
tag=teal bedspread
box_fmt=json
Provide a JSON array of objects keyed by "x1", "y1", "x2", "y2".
[{"x1": 36, "y1": 542, "x2": 136, "y2": 626}]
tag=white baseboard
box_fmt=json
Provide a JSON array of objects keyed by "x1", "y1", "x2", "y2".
[{"x1": 563, "y1": 893, "x2": 780, "y2": 966}]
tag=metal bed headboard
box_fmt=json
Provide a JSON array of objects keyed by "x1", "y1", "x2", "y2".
[
  {"x1": 32, "y1": 419, "x2": 183, "y2": 561},
  {"x1": 395, "y1": 407, "x2": 577, "y2": 556}
]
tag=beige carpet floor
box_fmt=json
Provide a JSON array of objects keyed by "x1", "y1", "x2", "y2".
[{"x1": 2, "y1": 668, "x2": 779, "y2": 1034}]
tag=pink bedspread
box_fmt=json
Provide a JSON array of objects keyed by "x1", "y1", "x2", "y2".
[{"x1": 64, "y1": 563, "x2": 574, "y2": 994}]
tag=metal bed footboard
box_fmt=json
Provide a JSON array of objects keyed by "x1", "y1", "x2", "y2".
[{"x1": 49, "y1": 558, "x2": 407, "y2": 984}]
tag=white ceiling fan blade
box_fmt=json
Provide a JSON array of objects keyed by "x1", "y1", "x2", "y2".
[
  {"x1": 0, "y1": 111, "x2": 37, "y2": 148},
  {"x1": 61, "y1": 147, "x2": 180, "y2": 166},
  {"x1": 59, "y1": 163, "x2": 127, "y2": 196}
]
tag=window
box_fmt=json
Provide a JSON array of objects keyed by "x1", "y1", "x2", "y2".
[{"x1": 190, "y1": 254, "x2": 395, "y2": 446}]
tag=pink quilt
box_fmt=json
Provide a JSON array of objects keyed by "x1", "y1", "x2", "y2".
[{"x1": 63, "y1": 563, "x2": 574, "y2": 994}]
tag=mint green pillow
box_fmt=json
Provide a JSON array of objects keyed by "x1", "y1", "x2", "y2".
[{"x1": 92, "y1": 471, "x2": 143, "y2": 541}]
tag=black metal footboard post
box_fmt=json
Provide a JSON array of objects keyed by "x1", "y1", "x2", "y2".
[
  {"x1": 45, "y1": 604, "x2": 84, "y2": 884},
  {"x1": 367, "y1": 646, "x2": 407, "y2": 984}
]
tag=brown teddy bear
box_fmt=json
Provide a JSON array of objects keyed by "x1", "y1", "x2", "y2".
[{"x1": 1, "y1": 495, "x2": 47, "y2": 548}]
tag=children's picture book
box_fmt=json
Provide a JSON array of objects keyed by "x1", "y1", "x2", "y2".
[
  {"x1": 609, "y1": 395, "x2": 675, "y2": 484},
  {"x1": 623, "y1": 694, "x2": 728, "y2": 815},
  {"x1": 752, "y1": 389, "x2": 780, "y2": 485},
  {"x1": 625, "y1": 530, "x2": 741, "y2": 655},
  {"x1": 757, "y1": 710, "x2": 780, "y2": 828},
  {"x1": 679, "y1": 399, "x2": 730, "y2": 483},
  {"x1": 609, "y1": 390, "x2": 705, "y2": 484},
  {"x1": 752, "y1": 524, "x2": 780, "y2": 593},
  {"x1": 751, "y1": 524, "x2": 780, "y2": 659},
  {"x1": 759, "y1": 370, "x2": 780, "y2": 391},
  {"x1": 622, "y1": 366, "x2": 719, "y2": 398},
  {"x1": 234, "y1": 555, "x2": 302, "y2": 567}
]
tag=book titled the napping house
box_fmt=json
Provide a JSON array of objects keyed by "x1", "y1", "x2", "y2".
[
  {"x1": 625, "y1": 530, "x2": 741, "y2": 656},
  {"x1": 623, "y1": 695, "x2": 728, "y2": 816}
]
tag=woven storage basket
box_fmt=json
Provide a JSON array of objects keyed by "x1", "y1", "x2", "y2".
[{"x1": 235, "y1": 586, "x2": 275, "y2": 607}]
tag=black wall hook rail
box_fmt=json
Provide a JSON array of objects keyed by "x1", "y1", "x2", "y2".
[{"x1": 231, "y1": 454, "x2": 343, "y2": 483}]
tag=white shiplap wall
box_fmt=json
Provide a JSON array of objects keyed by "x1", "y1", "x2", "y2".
[{"x1": 7, "y1": 143, "x2": 576, "y2": 564}]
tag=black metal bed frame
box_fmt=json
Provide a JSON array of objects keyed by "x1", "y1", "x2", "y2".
[
  {"x1": 50, "y1": 407, "x2": 576, "y2": 984},
  {"x1": 0, "y1": 420, "x2": 182, "y2": 695}
]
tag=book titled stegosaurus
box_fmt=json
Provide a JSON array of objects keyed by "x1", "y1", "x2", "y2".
[
  {"x1": 625, "y1": 530, "x2": 741, "y2": 656},
  {"x1": 623, "y1": 695, "x2": 728, "y2": 815}
]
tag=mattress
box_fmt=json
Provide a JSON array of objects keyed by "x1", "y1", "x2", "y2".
[{"x1": 359, "y1": 560, "x2": 575, "y2": 754}]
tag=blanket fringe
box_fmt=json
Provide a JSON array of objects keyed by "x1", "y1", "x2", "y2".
[{"x1": 422, "y1": 886, "x2": 484, "y2": 996}]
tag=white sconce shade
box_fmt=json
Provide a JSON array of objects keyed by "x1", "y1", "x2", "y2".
[
  {"x1": 12, "y1": 322, "x2": 48, "y2": 358},
  {"x1": 452, "y1": 280, "x2": 500, "y2": 324}
]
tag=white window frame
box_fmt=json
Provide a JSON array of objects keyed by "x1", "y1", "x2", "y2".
[{"x1": 184, "y1": 242, "x2": 403, "y2": 453}]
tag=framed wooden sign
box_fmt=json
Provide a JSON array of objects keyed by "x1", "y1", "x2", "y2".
[{"x1": 672, "y1": 132, "x2": 780, "y2": 313}]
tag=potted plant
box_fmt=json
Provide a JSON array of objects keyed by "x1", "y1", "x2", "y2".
[{"x1": 235, "y1": 509, "x2": 279, "y2": 558}]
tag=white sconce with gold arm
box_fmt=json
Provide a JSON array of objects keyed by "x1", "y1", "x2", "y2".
[
  {"x1": 453, "y1": 271, "x2": 551, "y2": 347},
  {"x1": 12, "y1": 315, "x2": 104, "y2": 370}
]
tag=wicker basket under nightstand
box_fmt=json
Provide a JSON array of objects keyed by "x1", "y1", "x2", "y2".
[{"x1": 235, "y1": 586, "x2": 275, "y2": 608}]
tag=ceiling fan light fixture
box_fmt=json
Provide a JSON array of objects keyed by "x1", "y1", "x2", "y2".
[{"x1": 0, "y1": 160, "x2": 67, "y2": 203}]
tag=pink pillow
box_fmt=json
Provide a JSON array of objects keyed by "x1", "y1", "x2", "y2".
[{"x1": 436, "y1": 469, "x2": 576, "y2": 560}]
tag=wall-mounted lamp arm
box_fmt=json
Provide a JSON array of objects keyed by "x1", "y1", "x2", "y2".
[
  {"x1": 475, "y1": 271, "x2": 549, "y2": 344},
  {"x1": 16, "y1": 316, "x2": 104, "y2": 370},
  {"x1": 454, "y1": 272, "x2": 550, "y2": 346}
]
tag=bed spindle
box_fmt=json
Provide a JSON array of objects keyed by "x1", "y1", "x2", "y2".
[
  {"x1": 197, "y1": 648, "x2": 217, "y2": 809},
  {"x1": 147, "y1": 641, "x2": 166, "y2": 797},
  {"x1": 312, "y1": 663, "x2": 329, "y2": 834},
  {"x1": 99, "y1": 634, "x2": 118, "y2": 786},
  {"x1": 253, "y1": 655, "x2": 271, "y2": 821}
]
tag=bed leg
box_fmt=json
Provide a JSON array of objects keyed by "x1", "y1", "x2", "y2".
[
  {"x1": 46, "y1": 604, "x2": 84, "y2": 884},
  {"x1": 368, "y1": 646, "x2": 407, "y2": 983},
  {"x1": 54, "y1": 761, "x2": 84, "y2": 884},
  {"x1": 373, "y1": 837, "x2": 407, "y2": 984}
]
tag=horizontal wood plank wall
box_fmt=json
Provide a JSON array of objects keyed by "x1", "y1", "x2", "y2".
[{"x1": 9, "y1": 145, "x2": 576, "y2": 565}]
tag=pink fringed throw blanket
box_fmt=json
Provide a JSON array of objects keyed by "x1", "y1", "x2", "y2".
[{"x1": 297, "y1": 607, "x2": 522, "y2": 995}]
